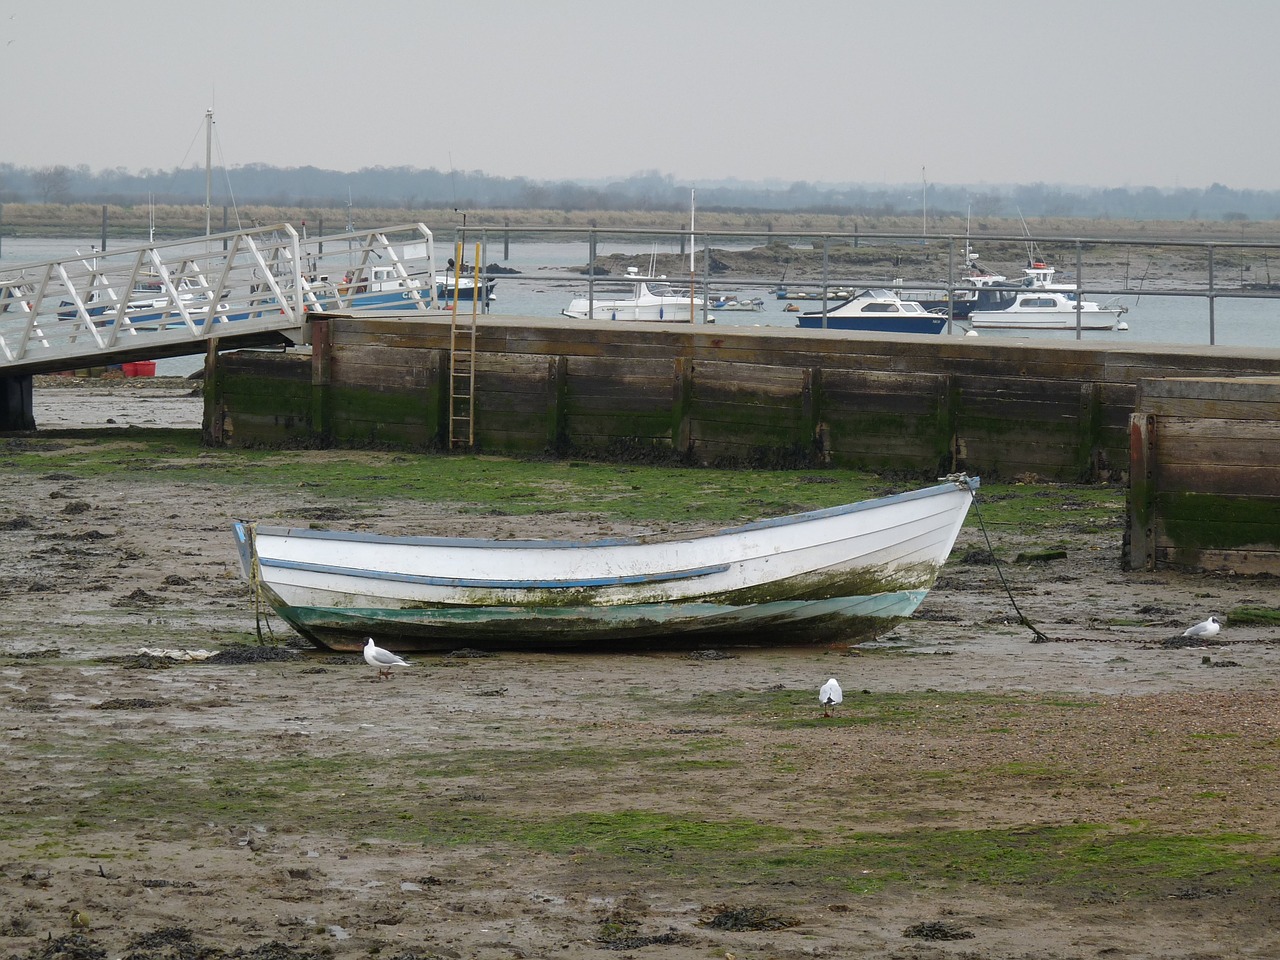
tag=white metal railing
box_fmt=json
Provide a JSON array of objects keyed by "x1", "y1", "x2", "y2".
[
  {"x1": 0, "y1": 222, "x2": 439, "y2": 372},
  {"x1": 294, "y1": 223, "x2": 438, "y2": 315}
]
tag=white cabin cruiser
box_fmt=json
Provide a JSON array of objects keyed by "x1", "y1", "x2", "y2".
[
  {"x1": 563, "y1": 267, "x2": 706, "y2": 322},
  {"x1": 968, "y1": 260, "x2": 1128, "y2": 330}
]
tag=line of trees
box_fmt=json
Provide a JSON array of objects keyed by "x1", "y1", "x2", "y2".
[{"x1": 1, "y1": 162, "x2": 1277, "y2": 223}]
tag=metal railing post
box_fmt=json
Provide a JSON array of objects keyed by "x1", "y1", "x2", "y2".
[
  {"x1": 821, "y1": 235, "x2": 830, "y2": 326},
  {"x1": 587, "y1": 231, "x2": 596, "y2": 319},
  {"x1": 1075, "y1": 241, "x2": 1084, "y2": 340},
  {"x1": 947, "y1": 235, "x2": 955, "y2": 334},
  {"x1": 1208, "y1": 244, "x2": 1216, "y2": 345},
  {"x1": 701, "y1": 232, "x2": 711, "y2": 323}
]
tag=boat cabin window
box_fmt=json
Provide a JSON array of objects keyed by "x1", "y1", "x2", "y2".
[
  {"x1": 594, "y1": 283, "x2": 638, "y2": 297},
  {"x1": 1022, "y1": 298, "x2": 1056, "y2": 308},
  {"x1": 862, "y1": 303, "x2": 899, "y2": 313}
]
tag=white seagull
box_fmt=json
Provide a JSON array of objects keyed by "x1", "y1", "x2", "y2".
[
  {"x1": 1182, "y1": 616, "x2": 1222, "y2": 640},
  {"x1": 820, "y1": 677, "x2": 843, "y2": 717},
  {"x1": 363, "y1": 637, "x2": 410, "y2": 680}
]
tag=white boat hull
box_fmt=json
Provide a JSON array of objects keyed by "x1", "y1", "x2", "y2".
[
  {"x1": 562, "y1": 273, "x2": 704, "y2": 322},
  {"x1": 234, "y1": 477, "x2": 977, "y2": 652},
  {"x1": 561, "y1": 300, "x2": 699, "y2": 322},
  {"x1": 968, "y1": 308, "x2": 1125, "y2": 330}
]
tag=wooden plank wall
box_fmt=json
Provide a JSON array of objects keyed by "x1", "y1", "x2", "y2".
[
  {"x1": 1129, "y1": 377, "x2": 1280, "y2": 573},
  {"x1": 563, "y1": 356, "x2": 678, "y2": 458},
  {"x1": 475, "y1": 353, "x2": 557, "y2": 454},
  {"x1": 689, "y1": 361, "x2": 814, "y2": 466},
  {"x1": 210, "y1": 350, "x2": 313, "y2": 446},
  {"x1": 817, "y1": 368, "x2": 952, "y2": 473},
  {"x1": 211, "y1": 316, "x2": 1280, "y2": 487}
]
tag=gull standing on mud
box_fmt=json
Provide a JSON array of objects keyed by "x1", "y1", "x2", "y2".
[
  {"x1": 820, "y1": 678, "x2": 843, "y2": 717},
  {"x1": 363, "y1": 637, "x2": 410, "y2": 680},
  {"x1": 1182, "y1": 616, "x2": 1222, "y2": 640}
]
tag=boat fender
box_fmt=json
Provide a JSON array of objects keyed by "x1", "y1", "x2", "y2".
[
  {"x1": 659, "y1": 307, "x2": 664, "y2": 319},
  {"x1": 611, "y1": 311, "x2": 617, "y2": 321}
]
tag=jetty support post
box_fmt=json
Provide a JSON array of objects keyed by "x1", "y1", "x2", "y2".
[
  {"x1": 203, "y1": 340, "x2": 223, "y2": 445},
  {"x1": 310, "y1": 317, "x2": 332, "y2": 444},
  {"x1": 0, "y1": 374, "x2": 35, "y2": 431}
]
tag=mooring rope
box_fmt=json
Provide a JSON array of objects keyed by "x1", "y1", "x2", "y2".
[
  {"x1": 247, "y1": 523, "x2": 278, "y2": 644},
  {"x1": 965, "y1": 487, "x2": 1053, "y2": 643}
]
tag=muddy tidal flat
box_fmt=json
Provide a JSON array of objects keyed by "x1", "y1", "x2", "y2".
[{"x1": 2, "y1": 376, "x2": 1279, "y2": 960}]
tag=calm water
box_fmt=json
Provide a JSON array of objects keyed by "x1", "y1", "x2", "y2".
[
  {"x1": 7, "y1": 234, "x2": 1280, "y2": 360},
  {"x1": 432, "y1": 237, "x2": 1280, "y2": 349}
]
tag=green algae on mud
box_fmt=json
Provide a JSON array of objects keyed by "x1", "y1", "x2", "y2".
[{"x1": 0, "y1": 432, "x2": 1124, "y2": 535}]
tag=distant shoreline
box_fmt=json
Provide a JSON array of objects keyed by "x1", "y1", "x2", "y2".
[{"x1": 1, "y1": 202, "x2": 1277, "y2": 245}]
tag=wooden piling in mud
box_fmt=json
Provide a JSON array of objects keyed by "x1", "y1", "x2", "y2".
[{"x1": 1129, "y1": 376, "x2": 1280, "y2": 573}]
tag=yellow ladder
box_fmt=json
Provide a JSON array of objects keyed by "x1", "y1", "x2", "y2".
[{"x1": 448, "y1": 242, "x2": 478, "y2": 448}]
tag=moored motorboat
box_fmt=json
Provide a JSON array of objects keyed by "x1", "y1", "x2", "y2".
[
  {"x1": 967, "y1": 260, "x2": 1128, "y2": 330},
  {"x1": 303, "y1": 265, "x2": 435, "y2": 313},
  {"x1": 436, "y1": 260, "x2": 497, "y2": 301},
  {"x1": 562, "y1": 267, "x2": 706, "y2": 322},
  {"x1": 796, "y1": 289, "x2": 949, "y2": 334},
  {"x1": 234, "y1": 475, "x2": 978, "y2": 652},
  {"x1": 967, "y1": 290, "x2": 1128, "y2": 329}
]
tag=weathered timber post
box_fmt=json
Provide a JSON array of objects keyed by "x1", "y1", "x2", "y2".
[
  {"x1": 547, "y1": 355, "x2": 568, "y2": 454},
  {"x1": 1076, "y1": 381, "x2": 1104, "y2": 481},
  {"x1": 310, "y1": 318, "x2": 332, "y2": 444},
  {"x1": 428, "y1": 349, "x2": 450, "y2": 448},
  {"x1": 0, "y1": 374, "x2": 34, "y2": 431},
  {"x1": 202, "y1": 341, "x2": 223, "y2": 445},
  {"x1": 804, "y1": 367, "x2": 829, "y2": 463},
  {"x1": 1127, "y1": 412, "x2": 1157, "y2": 571},
  {"x1": 940, "y1": 373, "x2": 960, "y2": 474},
  {"x1": 672, "y1": 357, "x2": 693, "y2": 457}
]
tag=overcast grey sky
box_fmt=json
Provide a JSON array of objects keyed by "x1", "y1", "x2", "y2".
[{"x1": 1, "y1": 0, "x2": 1275, "y2": 190}]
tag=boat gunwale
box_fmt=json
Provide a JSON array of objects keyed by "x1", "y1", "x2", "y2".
[{"x1": 243, "y1": 476, "x2": 978, "y2": 553}]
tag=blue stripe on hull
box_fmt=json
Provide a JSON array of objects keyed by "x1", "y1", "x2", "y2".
[{"x1": 259, "y1": 555, "x2": 730, "y2": 589}]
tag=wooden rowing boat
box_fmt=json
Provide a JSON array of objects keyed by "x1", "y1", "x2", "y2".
[{"x1": 234, "y1": 475, "x2": 978, "y2": 652}]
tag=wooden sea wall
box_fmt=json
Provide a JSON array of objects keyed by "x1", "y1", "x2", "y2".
[
  {"x1": 209, "y1": 314, "x2": 1280, "y2": 483},
  {"x1": 1129, "y1": 376, "x2": 1280, "y2": 573}
]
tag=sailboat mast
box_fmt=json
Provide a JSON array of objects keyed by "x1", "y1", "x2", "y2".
[
  {"x1": 689, "y1": 188, "x2": 696, "y2": 323},
  {"x1": 204, "y1": 108, "x2": 213, "y2": 238},
  {"x1": 921, "y1": 166, "x2": 927, "y2": 236}
]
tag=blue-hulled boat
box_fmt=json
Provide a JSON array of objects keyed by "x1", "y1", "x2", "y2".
[{"x1": 795, "y1": 289, "x2": 948, "y2": 334}]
